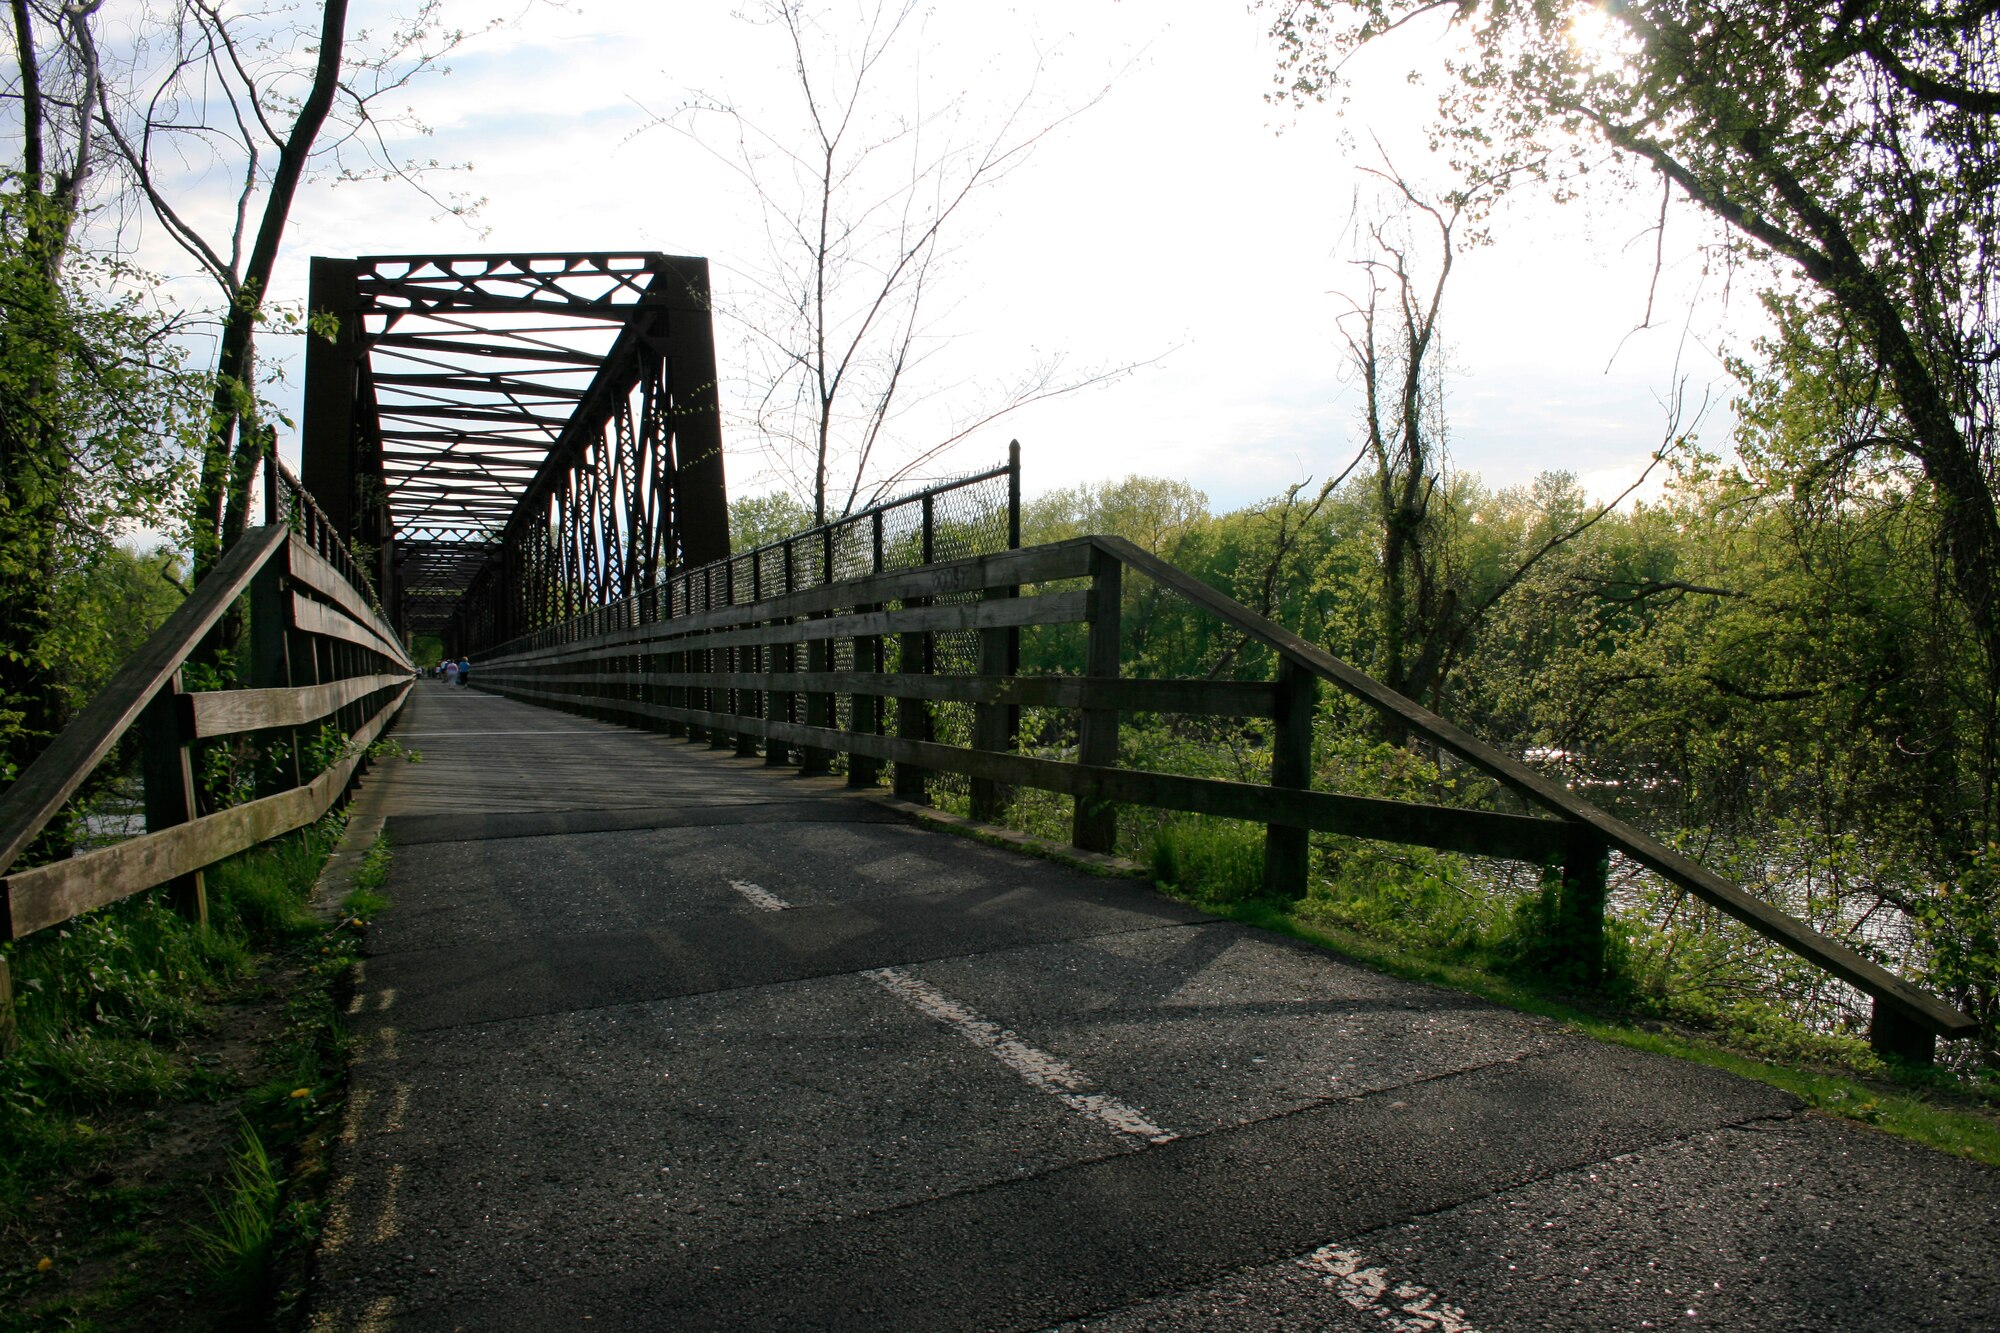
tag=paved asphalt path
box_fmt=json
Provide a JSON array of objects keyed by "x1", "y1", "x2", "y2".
[{"x1": 307, "y1": 684, "x2": 2000, "y2": 1332}]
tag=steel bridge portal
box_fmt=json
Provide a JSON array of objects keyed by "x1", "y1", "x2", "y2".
[{"x1": 300, "y1": 251, "x2": 732, "y2": 653}]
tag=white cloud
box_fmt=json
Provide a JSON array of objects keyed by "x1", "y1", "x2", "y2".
[{"x1": 124, "y1": 0, "x2": 1757, "y2": 513}]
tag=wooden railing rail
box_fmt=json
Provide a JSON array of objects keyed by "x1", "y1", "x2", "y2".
[
  {"x1": 0, "y1": 516, "x2": 412, "y2": 1054},
  {"x1": 476, "y1": 532, "x2": 1976, "y2": 1063},
  {"x1": 1087, "y1": 537, "x2": 1975, "y2": 1057}
]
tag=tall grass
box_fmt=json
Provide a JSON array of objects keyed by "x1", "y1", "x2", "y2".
[
  {"x1": 0, "y1": 815, "x2": 342, "y2": 1214},
  {"x1": 191, "y1": 1125, "x2": 283, "y2": 1308},
  {"x1": 1149, "y1": 817, "x2": 1265, "y2": 903}
]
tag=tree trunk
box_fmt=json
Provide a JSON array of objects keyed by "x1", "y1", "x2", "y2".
[{"x1": 195, "y1": 0, "x2": 351, "y2": 581}]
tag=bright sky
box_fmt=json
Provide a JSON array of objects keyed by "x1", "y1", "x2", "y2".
[{"x1": 149, "y1": 0, "x2": 1750, "y2": 513}]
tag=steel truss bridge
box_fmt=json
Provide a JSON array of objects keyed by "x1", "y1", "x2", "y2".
[
  {"x1": 300, "y1": 251, "x2": 733, "y2": 652},
  {"x1": 0, "y1": 250, "x2": 1976, "y2": 1083}
]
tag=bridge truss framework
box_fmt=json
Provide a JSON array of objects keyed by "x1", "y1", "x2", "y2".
[{"x1": 301, "y1": 251, "x2": 732, "y2": 651}]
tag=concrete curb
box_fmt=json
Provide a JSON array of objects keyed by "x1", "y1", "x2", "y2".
[{"x1": 309, "y1": 758, "x2": 403, "y2": 922}]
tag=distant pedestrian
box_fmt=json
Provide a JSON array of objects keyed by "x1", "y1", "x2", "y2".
[
  {"x1": 457, "y1": 656, "x2": 472, "y2": 688},
  {"x1": 443, "y1": 658, "x2": 459, "y2": 687}
]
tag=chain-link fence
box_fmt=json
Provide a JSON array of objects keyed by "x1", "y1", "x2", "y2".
[
  {"x1": 494, "y1": 447, "x2": 1019, "y2": 651},
  {"x1": 485, "y1": 447, "x2": 1019, "y2": 797}
]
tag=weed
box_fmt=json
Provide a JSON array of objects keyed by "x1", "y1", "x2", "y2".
[
  {"x1": 34, "y1": 1035, "x2": 190, "y2": 1106},
  {"x1": 190, "y1": 1125, "x2": 281, "y2": 1309},
  {"x1": 344, "y1": 831, "x2": 393, "y2": 918},
  {"x1": 1150, "y1": 818, "x2": 1265, "y2": 903},
  {"x1": 208, "y1": 822, "x2": 337, "y2": 947},
  {"x1": 0, "y1": 812, "x2": 374, "y2": 1328}
]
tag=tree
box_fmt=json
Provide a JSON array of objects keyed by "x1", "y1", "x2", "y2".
[
  {"x1": 1267, "y1": 0, "x2": 2000, "y2": 824},
  {"x1": 5, "y1": 0, "x2": 202, "y2": 780},
  {"x1": 84, "y1": 0, "x2": 488, "y2": 575},
  {"x1": 648, "y1": 0, "x2": 1127, "y2": 524},
  {"x1": 729, "y1": 490, "x2": 815, "y2": 550},
  {"x1": 0, "y1": 190, "x2": 199, "y2": 789},
  {"x1": 4, "y1": 0, "x2": 477, "y2": 792},
  {"x1": 1341, "y1": 174, "x2": 1454, "y2": 703},
  {"x1": 1337, "y1": 164, "x2": 1680, "y2": 715}
]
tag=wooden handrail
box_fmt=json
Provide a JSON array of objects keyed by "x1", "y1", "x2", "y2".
[
  {"x1": 0, "y1": 506, "x2": 416, "y2": 1059},
  {"x1": 1, "y1": 683, "x2": 408, "y2": 938},
  {"x1": 1090, "y1": 536, "x2": 1976, "y2": 1043},
  {"x1": 477, "y1": 531, "x2": 1976, "y2": 1056},
  {"x1": 0, "y1": 523, "x2": 413, "y2": 935},
  {"x1": 0, "y1": 526, "x2": 288, "y2": 875}
]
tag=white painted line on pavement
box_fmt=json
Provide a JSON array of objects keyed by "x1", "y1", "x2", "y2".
[
  {"x1": 1300, "y1": 1245, "x2": 1481, "y2": 1333},
  {"x1": 864, "y1": 966, "x2": 1176, "y2": 1145},
  {"x1": 729, "y1": 879, "x2": 791, "y2": 911}
]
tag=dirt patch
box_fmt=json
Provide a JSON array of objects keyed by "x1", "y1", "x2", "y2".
[{"x1": 1, "y1": 950, "x2": 353, "y2": 1331}]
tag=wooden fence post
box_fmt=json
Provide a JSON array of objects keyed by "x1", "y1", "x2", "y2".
[
  {"x1": 970, "y1": 567, "x2": 1021, "y2": 821},
  {"x1": 1871, "y1": 999, "x2": 1936, "y2": 1065},
  {"x1": 849, "y1": 514, "x2": 886, "y2": 787},
  {"x1": 738, "y1": 556, "x2": 763, "y2": 757},
  {"x1": 0, "y1": 956, "x2": 16, "y2": 1057},
  {"x1": 251, "y1": 536, "x2": 298, "y2": 791},
  {"x1": 140, "y1": 670, "x2": 206, "y2": 928},
  {"x1": 1072, "y1": 549, "x2": 1122, "y2": 853},
  {"x1": 801, "y1": 531, "x2": 837, "y2": 776},
  {"x1": 1558, "y1": 826, "x2": 1610, "y2": 988},
  {"x1": 665, "y1": 576, "x2": 688, "y2": 739},
  {"x1": 768, "y1": 542, "x2": 797, "y2": 767},
  {"x1": 979, "y1": 441, "x2": 1024, "y2": 819},
  {"x1": 1263, "y1": 656, "x2": 1317, "y2": 898},
  {"x1": 893, "y1": 496, "x2": 936, "y2": 802},
  {"x1": 893, "y1": 625, "x2": 932, "y2": 802},
  {"x1": 686, "y1": 574, "x2": 710, "y2": 743},
  {"x1": 709, "y1": 568, "x2": 734, "y2": 751}
]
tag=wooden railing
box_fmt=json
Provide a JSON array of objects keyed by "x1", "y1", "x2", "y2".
[
  {"x1": 0, "y1": 470, "x2": 412, "y2": 1053},
  {"x1": 477, "y1": 531, "x2": 1977, "y2": 1065}
]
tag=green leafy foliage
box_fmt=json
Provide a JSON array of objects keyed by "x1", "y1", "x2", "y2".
[
  {"x1": 190, "y1": 1126, "x2": 282, "y2": 1309},
  {"x1": 0, "y1": 819, "x2": 343, "y2": 1210},
  {"x1": 1915, "y1": 844, "x2": 2000, "y2": 1058},
  {"x1": 0, "y1": 187, "x2": 203, "y2": 788},
  {"x1": 999, "y1": 447, "x2": 2000, "y2": 1073},
  {"x1": 1150, "y1": 818, "x2": 1265, "y2": 904},
  {"x1": 730, "y1": 491, "x2": 816, "y2": 551}
]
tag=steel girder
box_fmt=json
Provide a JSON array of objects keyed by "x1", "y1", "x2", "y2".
[{"x1": 300, "y1": 251, "x2": 731, "y2": 651}]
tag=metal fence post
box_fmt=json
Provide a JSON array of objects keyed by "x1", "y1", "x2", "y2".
[
  {"x1": 1007, "y1": 438, "x2": 1021, "y2": 550},
  {"x1": 970, "y1": 467, "x2": 1022, "y2": 822}
]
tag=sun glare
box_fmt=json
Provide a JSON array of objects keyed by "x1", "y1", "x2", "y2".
[{"x1": 1566, "y1": 3, "x2": 1635, "y2": 74}]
